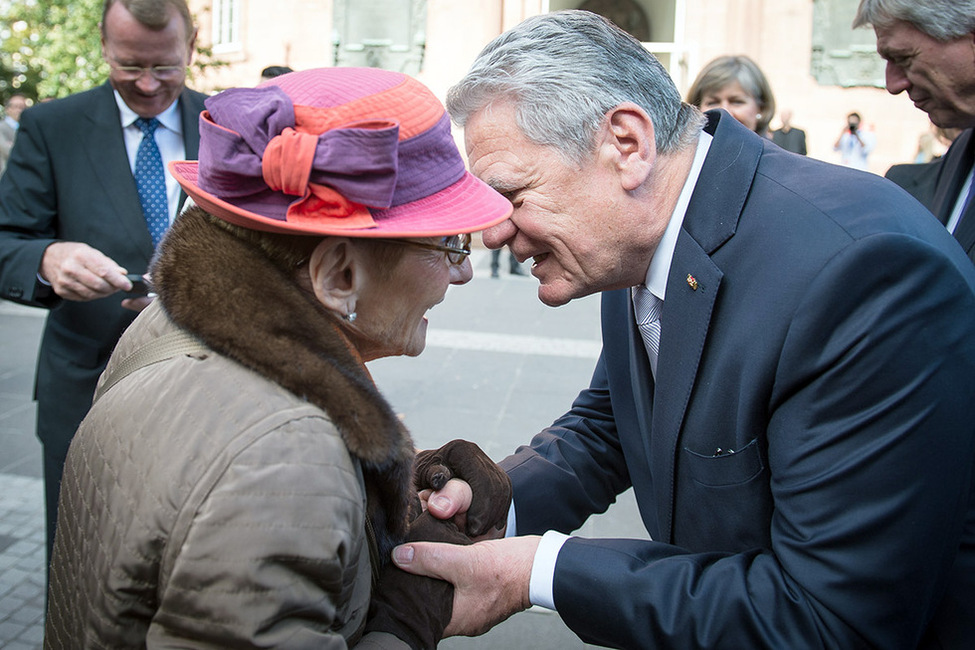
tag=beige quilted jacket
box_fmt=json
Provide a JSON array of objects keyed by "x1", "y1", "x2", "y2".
[{"x1": 45, "y1": 211, "x2": 417, "y2": 648}]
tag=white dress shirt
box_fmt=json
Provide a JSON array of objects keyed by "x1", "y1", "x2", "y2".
[{"x1": 946, "y1": 165, "x2": 974, "y2": 235}]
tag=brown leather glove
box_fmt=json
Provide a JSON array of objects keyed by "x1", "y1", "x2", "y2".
[
  {"x1": 413, "y1": 439, "x2": 512, "y2": 538},
  {"x1": 364, "y1": 510, "x2": 471, "y2": 649}
]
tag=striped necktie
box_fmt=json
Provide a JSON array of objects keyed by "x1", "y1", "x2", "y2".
[{"x1": 632, "y1": 284, "x2": 663, "y2": 377}]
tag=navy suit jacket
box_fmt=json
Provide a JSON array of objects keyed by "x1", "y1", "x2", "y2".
[
  {"x1": 0, "y1": 82, "x2": 208, "y2": 460},
  {"x1": 501, "y1": 112, "x2": 975, "y2": 648},
  {"x1": 930, "y1": 128, "x2": 975, "y2": 264}
]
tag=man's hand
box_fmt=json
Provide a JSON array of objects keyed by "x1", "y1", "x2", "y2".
[
  {"x1": 419, "y1": 478, "x2": 510, "y2": 541},
  {"x1": 41, "y1": 241, "x2": 150, "y2": 311},
  {"x1": 391, "y1": 535, "x2": 541, "y2": 637}
]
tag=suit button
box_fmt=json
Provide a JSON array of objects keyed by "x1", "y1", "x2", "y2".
[{"x1": 5, "y1": 287, "x2": 23, "y2": 298}]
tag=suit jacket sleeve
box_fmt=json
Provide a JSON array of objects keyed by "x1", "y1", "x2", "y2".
[
  {"x1": 503, "y1": 233, "x2": 975, "y2": 649},
  {"x1": 0, "y1": 103, "x2": 62, "y2": 306},
  {"x1": 500, "y1": 355, "x2": 632, "y2": 535}
]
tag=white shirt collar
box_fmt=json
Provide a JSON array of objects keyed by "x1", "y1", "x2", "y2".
[
  {"x1": 114, "y1": 90, "x2": 182, "y2": 135},
  {"x1": 642, "y1": 130, "x2": 713, "y2": 300}
]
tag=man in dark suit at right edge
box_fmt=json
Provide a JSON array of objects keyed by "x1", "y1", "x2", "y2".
[
  {"x1": 856, "y1": 0, "x2": 975, "y2": 264},
  {"x1": 0, "y1": 0, "x2": 207, "y2": 567}
]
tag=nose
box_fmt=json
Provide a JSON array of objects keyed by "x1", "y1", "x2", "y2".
[
  {"x1": 481, "y1": 219, "x2": 516, "y2": 250},
  {"x1": 135, "y1": 72, "x2": 162, "y2": 94},
  {"x1": 450, "y1": 257, "x2": 474, "y2": 285},
  {"x1": 885, "y1": 62, "x2": 909, "y2": 95}
]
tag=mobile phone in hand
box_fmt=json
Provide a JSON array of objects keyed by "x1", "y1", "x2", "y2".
[{"x1": 125, "y1": 273, "x2": 151, "y2": 296}]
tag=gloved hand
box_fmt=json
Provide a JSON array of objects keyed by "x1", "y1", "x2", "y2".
[
  {"x1": 413, "y1": 439, "x2": 512, "y2": 537},
  {"x1": 364, "y1": 509, "x2": 471, "y2": 649}
]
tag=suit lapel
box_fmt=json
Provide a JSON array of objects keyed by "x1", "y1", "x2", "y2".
[
  {"x1": 177, "y1": 88, "x2": 205, "y2": 214},
  {"x1": 83, "y1": 83, "x2": 154, "y2": 256},
  {"x1": 649, "y1": 111, "x2": 758, "y2": 542},
  {"x1": 931, "y1": 129, "x2": 974, "y2": 227}
]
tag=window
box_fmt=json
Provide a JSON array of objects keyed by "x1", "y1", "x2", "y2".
[
  {"x1": 333, "y1": 0, "x2": 427, "y2": 74},
  {"x1": 212, "y1": 0, "x2": 241, "y2": 53}
]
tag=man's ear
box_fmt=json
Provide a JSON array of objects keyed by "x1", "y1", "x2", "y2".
[
  {"x1": 308, "y1": 237, "x2": 364, "y2": 316},
  {"x1": 600, "y1": 102, "x2": 656, "y2": 191}
]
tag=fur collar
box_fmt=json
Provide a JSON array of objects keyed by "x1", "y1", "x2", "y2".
[{"x1": 152, "y1": 207, "x2": 414, "y2": 561}]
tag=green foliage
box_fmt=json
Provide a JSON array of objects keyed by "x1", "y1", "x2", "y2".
[
  {"x1": 0, "y1": 0, "x2": 105, "y2": 102},
  {"x1": 0, "y1": 0, "x2": 225, "y2": 104}
]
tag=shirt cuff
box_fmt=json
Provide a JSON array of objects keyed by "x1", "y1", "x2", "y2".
[
  {"x1": 529, "y1": 530, "x2": 570, "y2": 611},
  {"x1": 505, "y1": 500, "x2": 517, "y2": 537}
]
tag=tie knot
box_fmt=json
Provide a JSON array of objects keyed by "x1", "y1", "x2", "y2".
[
  {"x1": 135, "y1": 117, "x2": 160, "y2": 137},
  {"x1": 633, "y1": 284, "x2": 662, "y2": 326}
]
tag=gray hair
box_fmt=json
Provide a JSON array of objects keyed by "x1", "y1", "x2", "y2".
[
  {"x1": 853, "y1": 0, "x2": 975, "y2": 41},
  {"x1": 446, "y1": 10, "x2": 704, "y2": 164}
]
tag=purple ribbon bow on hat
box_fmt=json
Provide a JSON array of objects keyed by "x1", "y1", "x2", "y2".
[{"x1": 197, "y1": 85, "x2": 400, "y2": 227}]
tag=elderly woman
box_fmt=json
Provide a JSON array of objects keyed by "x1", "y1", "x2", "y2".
[
  {"x1": 44, "y1": 67, "x2": 512, "y2": 649},
  {"x1": 686, "y1": 54, "x2": 776, "y2": 137}
]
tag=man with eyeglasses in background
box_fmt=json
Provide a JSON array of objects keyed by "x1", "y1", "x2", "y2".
[{"x1": 0, "y1": 0, "x2": 207, "y2": 573}]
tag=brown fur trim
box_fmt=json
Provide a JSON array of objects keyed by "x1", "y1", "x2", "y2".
[{"x1": 152, "y1": 207, "x2": 413, "y2": 550}]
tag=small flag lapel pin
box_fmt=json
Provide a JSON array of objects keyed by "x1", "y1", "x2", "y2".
[{"x1": 686, "y1": 274, "x2": 699, "y2": 291}]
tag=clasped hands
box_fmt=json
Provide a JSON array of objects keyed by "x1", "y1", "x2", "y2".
[{"x1": 366, "y1": 440, "x2": 540, "y2": 648}]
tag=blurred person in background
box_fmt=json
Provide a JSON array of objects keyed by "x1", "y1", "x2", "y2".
[
  {"x1": 686, "y1": 54, "x2": 775, "y2": 137},
  {"x1": 771, "y1": 107, "x2": 807, "y2": 155},
  {"x1": 0, "y1": 93, "x2": 28, "y2": 176},
  {"x1": 0, "y1": 0, "x2": 208, "y2": 570},
  {"x1": 833, "y1": 111, "x2": 876, "y2": 170},
  {"x1": 260, "y1": 64, "x2": 293, "y2": 82}
]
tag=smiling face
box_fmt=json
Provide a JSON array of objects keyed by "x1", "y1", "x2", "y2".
[
  {"x1": 874, "y1": 20, "x2": 975, "y2": 129},
  {"x1": 698, "y1": 81, "x2": 762, "y2": 133},
  {"x1": 469, "y1": 100, "x2": 662, "y2": 307},
  {"x1": 352, "y1": 239, "x2": 473, "y2": 359},
  {"x1": 101, "y1": 1, "x2": 195, "y2": 119}
]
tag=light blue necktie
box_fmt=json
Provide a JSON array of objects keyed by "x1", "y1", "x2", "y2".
[
  {"x1": 632, "y1": 284, "x2": 663, "y2": 377},
  {"x1": 134, "y1": 117, "x2": 169, "y2": 248}
]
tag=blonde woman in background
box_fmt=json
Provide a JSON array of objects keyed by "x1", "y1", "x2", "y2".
[{"x1": 687, "y1": 54, "x2": 775, "y2": 137}]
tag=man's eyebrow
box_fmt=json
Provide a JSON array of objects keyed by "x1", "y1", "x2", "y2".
[{"x1": 486, "y1": 178, "x2": 521, "y2": 195}]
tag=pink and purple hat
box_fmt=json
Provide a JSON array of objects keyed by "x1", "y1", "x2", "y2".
[{"x1": 169, "y1": 67, "x2": 511, "y2": 237}]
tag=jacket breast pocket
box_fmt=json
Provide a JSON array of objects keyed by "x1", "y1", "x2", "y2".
[
  {"x1": 677, "y1": 438, "x2": 771, "y2": 551},
  {"x1": 682, "y1": 438, "x2": 765, "y2": 487}
]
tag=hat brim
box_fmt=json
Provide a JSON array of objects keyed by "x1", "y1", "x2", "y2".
[{"x1": 170, "y1": 161, "x2": 512, "y2": 238}]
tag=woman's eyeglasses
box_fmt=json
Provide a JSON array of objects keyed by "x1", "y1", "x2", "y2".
[{"x1": 380, "y1": 233, "x2": 472, "y2": 265}]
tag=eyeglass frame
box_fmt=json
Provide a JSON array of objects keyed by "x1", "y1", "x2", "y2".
[
  {"x1": 105, "y1": 54, "x2": 187, "y2": 82},
  {"x1": 377, "y1": 233, "x2": 472, "y2": 265}
]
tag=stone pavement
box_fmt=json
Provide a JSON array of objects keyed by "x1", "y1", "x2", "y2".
[{"x1": 0, "y1": 250, "x2": 645, "y2": 649}]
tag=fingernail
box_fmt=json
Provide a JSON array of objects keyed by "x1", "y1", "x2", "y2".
[
  {"x1": 393, "y1": 545, "x2": 414, "y2": 565},
  {"x1": 433, "y1": 496, "x2": 450, "y2": 510}
]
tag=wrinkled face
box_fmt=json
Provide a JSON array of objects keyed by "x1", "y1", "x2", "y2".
[
  {"x1": 353, "y1": 239, "x2": 473, "y2": 359},
  {"x1": 101, "y1": 2, "x2": 195, "y2": 119},
  {"x1": 698, "y1": 81, "x2": 762, "y2": 133},
  {"x1": 875, "y1": 20, "x2": 975, "y2": 129},
  {"x1": 470, "y1": 100, "x2": 651, "y2": 307}
]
